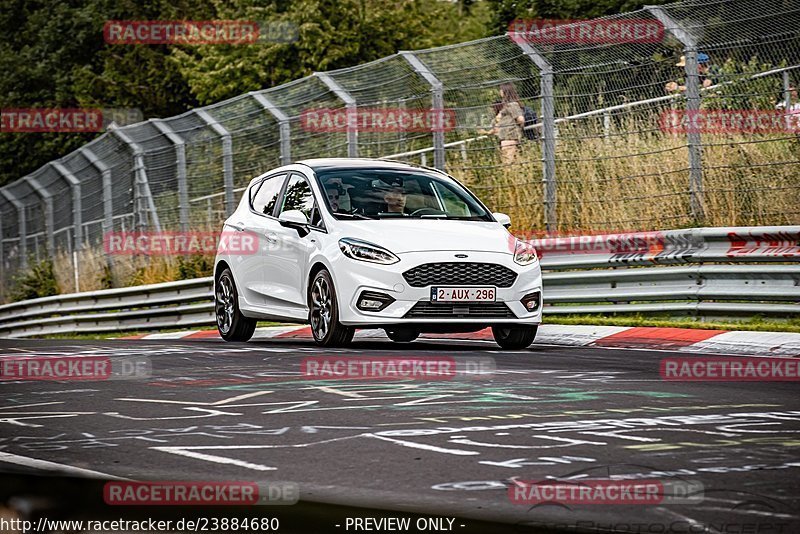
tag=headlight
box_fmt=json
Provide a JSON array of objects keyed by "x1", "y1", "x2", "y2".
[
  {"x1": 513, "y1": 239, "x2": 539, "y2": 266},
  {"x1": 339, "y1": 238, "x2": 400, "y2": 265}
]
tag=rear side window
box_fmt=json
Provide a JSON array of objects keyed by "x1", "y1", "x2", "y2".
[{"x1": 251, "y1": 174, "x2": 285, "y2": 216}]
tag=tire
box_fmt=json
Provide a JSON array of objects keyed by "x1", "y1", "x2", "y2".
[
  {"x1": 385, "y1": 328, "x2": 419, "y2": 343},
  {"x1": 309, "y1": 269, "x2": 354, "y2": 347},
  {"x1": 492, "y1": 325, "x2": 538, "y2": 350},
  {"x1": 216, "y1": 268, "x2": 257, "y2": 342}
]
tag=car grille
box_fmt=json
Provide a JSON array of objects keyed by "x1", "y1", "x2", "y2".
[
  {"x1": 404, "y1": 302, "x2": 516, "y2": 319},
  {"x1": 402, "y1": 263, "x2": 517, "y2": 288}
]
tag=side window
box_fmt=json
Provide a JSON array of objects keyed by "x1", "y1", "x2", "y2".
[
  {"x1": 278, "y1": 175, "x2": 316, "y2": 221},
  {"x1": 251, "y1": 174, "x2": 285, "y2": 216}
]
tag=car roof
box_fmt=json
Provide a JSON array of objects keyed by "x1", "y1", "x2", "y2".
[{"x1": 298, "y1": 158, "x2": 434, "y2": 174}]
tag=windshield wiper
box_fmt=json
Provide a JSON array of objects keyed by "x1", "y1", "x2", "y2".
[{"x1": 335, "y1": 212, "x2": 374, "y2": 220}]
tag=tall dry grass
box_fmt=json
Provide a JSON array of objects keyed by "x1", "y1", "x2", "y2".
[
  {"x1": 449, "y1": 112, "x2": 800, "y2": 232},
  {"x1": 50, "y1": 248, "x2": 211, "y2": 296}
]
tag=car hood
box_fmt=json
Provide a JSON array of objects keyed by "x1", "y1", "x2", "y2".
[{"x1": 337, "y1": 219, "x2": 515, "y2": 255}]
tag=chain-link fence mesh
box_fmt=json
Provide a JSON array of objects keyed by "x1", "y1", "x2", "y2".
[{"x1": 1, "y1": 0, "x2": 798, "y2": 300}]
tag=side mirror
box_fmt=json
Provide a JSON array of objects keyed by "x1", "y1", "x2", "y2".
[
  {"x1": 493, "y1": 212, "x2": 511, "y2": 228},
  {"x1": 278, "y1": 209, "x2": 310, "y2": 236}
]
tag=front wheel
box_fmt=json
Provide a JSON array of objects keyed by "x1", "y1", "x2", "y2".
[
  {"x1": 216, "y1": 269, "x2": 257, "y2": 342},
  {"x1": 492, "y1": 325, "x2": 538, "y2": 349},
  {"x1": 309, "y1": 269, "x2": 354, "y2": 347}
]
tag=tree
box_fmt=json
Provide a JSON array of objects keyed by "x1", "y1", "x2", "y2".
[
  {"x1": 171, "y1": 0, "x2": 492, "y2": 105},
  {"x1": 485, "y1": 0, "x2": 671, "y2": 35}
]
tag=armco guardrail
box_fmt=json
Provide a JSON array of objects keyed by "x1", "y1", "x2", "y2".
[
  {"x1": 0, "y1": 226, "x2": 797, "y2": 338},
  {"x1": 0, "y1": 277, "x2": 214, "y2": 338}
]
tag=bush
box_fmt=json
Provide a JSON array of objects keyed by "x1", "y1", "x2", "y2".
[{"x1": 11, "y1": 259, "x2": 59, "y2": 302}]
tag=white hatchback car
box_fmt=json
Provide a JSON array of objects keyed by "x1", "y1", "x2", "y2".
[{"x1": 214, "y1": 158, "x2": 542, "y2": 348}]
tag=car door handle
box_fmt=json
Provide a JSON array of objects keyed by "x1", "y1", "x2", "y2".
[
  {"x1": 266, "y1": 232, "x2": 279, "y2": 244},
  {"x1": 229, "y1": 222, "x2": 245, "y2": 232}
]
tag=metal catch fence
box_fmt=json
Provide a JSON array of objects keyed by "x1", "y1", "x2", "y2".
[{"x1": 1, "y1": 0, "x2": 799, "y2": 300}]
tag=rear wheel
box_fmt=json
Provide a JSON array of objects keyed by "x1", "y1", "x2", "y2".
[
  {"x1": 216, "y1": 269, "x2": 257, "y2": 342},
  {"x1": 492, "y1": 325, "x2": 538, "y2": 349},
  {"x1": 309, "y1": 269, "x2": 354, "y2": 347},
  {"x1": 385, "y1": 328, "x2": 419, "y2": 343}
]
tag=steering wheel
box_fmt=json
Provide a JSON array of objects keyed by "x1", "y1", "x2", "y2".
[{"x1": 410, "y1": 207, "x2": 447, "y2": 217}]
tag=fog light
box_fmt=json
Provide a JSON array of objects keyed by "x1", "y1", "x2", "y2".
[
  {"x1": 357, "y1": 291, "x2": 395, "y2": 312},
  {"x1": 520, "y1": 291, "x2": 541, "y2": 312}
]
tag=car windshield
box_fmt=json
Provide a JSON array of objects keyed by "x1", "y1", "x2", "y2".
[{"x1": 315, "y1": 167, "x2": 493, "y2": 221}]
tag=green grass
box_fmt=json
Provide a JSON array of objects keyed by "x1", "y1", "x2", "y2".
[{"x1": 545, "y1": 314, "x2": 800, "y2": 333}]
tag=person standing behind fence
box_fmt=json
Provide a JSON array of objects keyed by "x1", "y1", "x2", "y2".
[
  {"x1": 776, "y1": 86, "x2": 800, "y2": 138},
  {"x1": 478, "y1": 83, "x2": 525, "y2": 165}
]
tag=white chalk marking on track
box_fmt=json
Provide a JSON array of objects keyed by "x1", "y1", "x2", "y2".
[{"x1": 151, "y1": 447, "x2": 277, "y2": 472}]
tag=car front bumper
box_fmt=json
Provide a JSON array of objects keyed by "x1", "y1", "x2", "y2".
[{"x1": 330, "y1": 250, "x2": 543, "y2": 327}]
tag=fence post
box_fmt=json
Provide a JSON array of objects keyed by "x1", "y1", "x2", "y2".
[
  {"x1": 315, "y1": 73, "x2": 359, "y2": 158},
  {"x1": 51, "y1": 162, "x2": 83, "y2": 254},
  {"x1": 513, "y1": 37, "x2": 557, "y2": 233},
  {"x1": 195, "y1": 109, "x2": 235, "y2": 217},
  {"x1": 23, "y1": 176, "x2": 54, "y2": 255},
  {"x1": 152, "y1": 120, "x2": 189, "y2": 231},
  {"x1": 400, "y1": 52, "x2": 446, "y2": 171},
  {"x1": 250, "y1": 92, "x2": 292, "y2": 165},
  {"x1": 646, "y1": 6, "x2": 705, "y2": 223},
  {"x1": 81, "y1": 147, "x2": 114, "y2": 271},
  {"x1": 109, "y1": 127, "x2": 163, "y2": 232},
  {"x1": 783, "y1": 70, "x2": 792, "y2": 116},
  {"x1": 0, "y1": 190, "x2": 25, "y2": 271}
]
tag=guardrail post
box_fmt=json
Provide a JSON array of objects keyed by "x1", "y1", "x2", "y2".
[
  {"x1": 315, "y1": 73, "x2": 359, "y2": 158},
  {"x1": 23, "y1": 176, "x2": 54, "y2": 256},
  {"x1": 1, "y1": 189, "x2": 27, "y2": 270},
  {"x1": 51, "y1": 162, "x2": 83, "y2": 254},
  {"x1": 195, "y1": 109, "x2": 235, "y2": 217},
  {"x1": 109, "y1": 127, "x2": 163, "y2": 232},
  {"x1": 151, "y1": 120, "x2": 189, "y2": 231},
  {"x1": 250, "y1": 92, "x2": 292, "y2": 165},
  {"x1": 646, "y1": 6, "x2": 705, "y2": 223},
  {"x1": 400, "y1": 52, "x2": 446, "y2": 171},
  {"x1": 513, "y1": 37, "x2": 557, "y2": 233}
]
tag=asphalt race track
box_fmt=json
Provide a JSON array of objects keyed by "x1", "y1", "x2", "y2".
[{"x1": 0, "y1": 335, "x2": 798, "y2": 533}]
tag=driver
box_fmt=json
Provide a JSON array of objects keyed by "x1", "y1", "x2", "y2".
[
  {"x1": 383, "y1": 184, "x2": 407, "y2": 214},
  {"x1": 325, "y1": 184, "x2": 341, "y2": 212}
]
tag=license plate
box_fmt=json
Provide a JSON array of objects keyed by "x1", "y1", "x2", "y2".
[{"x1": 430, "y1": 287, "x2": 496, "y2": 303}]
